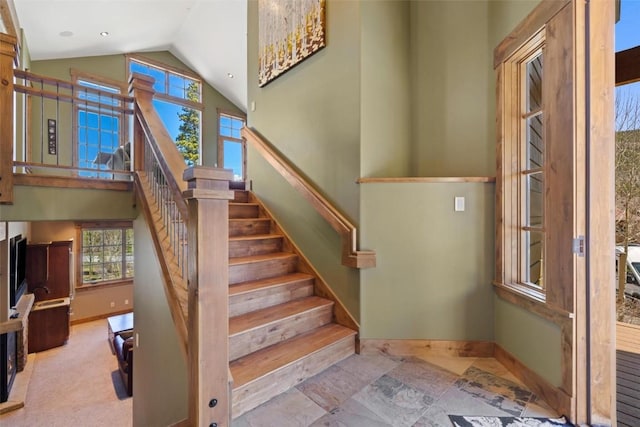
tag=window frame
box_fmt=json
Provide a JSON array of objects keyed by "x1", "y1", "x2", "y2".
[
  {"x1": 217, "y1": 109, "x2": 247, "y2": 182},
  {"x1": 75, "y1": 221, "x2": 134, "y2": 289},
  {"x1": 71, "y1": 69, "x2": 129, "y2": 178},
  {"x1": 126, "y1": 54, "x2": 204, "y2": 165},
  {"x1": 496, "y1": 29, "x2": 548, "y2": 302}
]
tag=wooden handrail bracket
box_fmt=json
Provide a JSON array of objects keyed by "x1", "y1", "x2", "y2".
[{"x1": 242, "y1": 127, "x2": 376, "y2": 269}]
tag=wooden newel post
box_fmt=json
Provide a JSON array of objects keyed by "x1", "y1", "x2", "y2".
[
  {"x1": 0, "y1": 34, "x2": 17, "y2": 204},
  {"x1": 183, "y1": 167, "x2": 234, "y2": 427}
]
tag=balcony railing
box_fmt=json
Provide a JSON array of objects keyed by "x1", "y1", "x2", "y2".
[{"x1": 11, "y1": 69, "x2": 134, "y2": 181}]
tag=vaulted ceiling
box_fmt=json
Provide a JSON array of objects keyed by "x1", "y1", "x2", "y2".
[{"x1": 12, "y1": 0, "x2": 248, "y2": 110}]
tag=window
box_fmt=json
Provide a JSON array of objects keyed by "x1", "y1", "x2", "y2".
[
  {"x1": 497, "y1": 29, "x2": 547, "y2": 300},
  {"x1": 522, "y1": 51, "x2": 545, "y2": 290},
  {"x1": 218, "y1": 111, "x2": 246, "y2": 182},
  {"x1": 127, "y1": 55, "x2": 203, "y2": 165},
  {"x1": 76, "y1": 222, "x2": 133, "y2": 287},
  {"x1": 72, "y1": 71, "x2": 128, "y2": 178}
]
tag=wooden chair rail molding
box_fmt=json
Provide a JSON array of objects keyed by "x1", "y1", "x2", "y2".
[
  {"x1": 357, "y1": 177, "x2": 496, "y2": 183},
  {"x1": 242, "y1": 127, "x2": 376, "y2": 269}
]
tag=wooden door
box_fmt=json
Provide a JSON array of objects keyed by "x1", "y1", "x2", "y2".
[{"x1": 495, "y1": 1, "x2": 615, "y2": 424}]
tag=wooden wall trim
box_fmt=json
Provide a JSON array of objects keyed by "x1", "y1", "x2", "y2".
[
  {"x1": 494, "y1": 284, "x2": 572, "y2": 326},
  {"x1": 585, "y1": 0, "x2": 616, "y2": 423},
  {"x1": 357, "y1": 177, "x2": 495, "y2": 184},
  {"x1": 13, "y1": 174, "x2": 133, "y2": 191},
  {"x1": 493, "y1": 0, "x2": 570, "y2": 68},
  {"x1": 69, "y1": 308, "x2": 132, "y2": 326},
  {"x1": 0, "y1": 33, "x2": 16, "y2": 203},
  {"x1": 359, "y1": 339, "x2": 494, "y2": 358},
  {"x1": 494, "y1": 344, "x2": 573, "y2": 418}
]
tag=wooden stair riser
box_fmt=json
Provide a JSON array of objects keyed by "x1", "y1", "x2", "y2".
[
  {"x1": 233, "y1": 191, "x2": 249, "y2": 203},
  {"x1": 229, "y1": 218, "x2": 273, "y2": 237},
  {"x1": 229, "y1": 203, "x2": 260, "y2": 219},
  {"x1": 226, "y1": 190, "x2": 358, "y2": 418},
  {"x1": 229, "y1": 301, "x2": 333, "y2": 361},
  {"x1": 229, "y1": 254, "x2": 298, "y2": 285},
  {"x1": 229, "y1": 235, "x2": 283, "y2": 258},
  {"x1": 231, "y1": 332, "x2": 355, "y2": 418},
  {"x1": 229, "y1": 276, "x2": 314, "y2": 317}
]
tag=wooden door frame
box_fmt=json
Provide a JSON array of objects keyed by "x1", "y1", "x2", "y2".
[
  {"x1": 579, "y1": 0, "x2": 616, "y2": 424},
  {"x1": 494, "y1": 1, "x2": 615, "y2": 424}
]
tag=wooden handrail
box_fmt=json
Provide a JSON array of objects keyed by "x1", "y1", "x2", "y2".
[
  {"x1": 242, "y1": 127, "x2": 376, "y2": 269},
  {"x1": 130, "y1": 73, "x2": 189, "y2": 220}
]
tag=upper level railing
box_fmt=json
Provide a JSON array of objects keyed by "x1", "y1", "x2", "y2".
[
  {"x1": 12, "y1": 69, "x2": 135, "y2": 181},
  {"x1": 242, "y1": 127, "x2": 376, "y2": 269}
]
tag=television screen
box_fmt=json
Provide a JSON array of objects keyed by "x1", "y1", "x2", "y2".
[{"x1": 9, "y1": 235, "x2": 27, "y2": 307}]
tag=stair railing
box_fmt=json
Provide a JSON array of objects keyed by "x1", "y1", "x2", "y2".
[
  {"x1": 130, "y1": 73, "x2": 233, "y2": 426},
  {"x1": 242, "y1": 127, "x2": 376, "y2": 269},
  {"x1": 0, "y1": 33, "x2": 17, "y2": 202}
]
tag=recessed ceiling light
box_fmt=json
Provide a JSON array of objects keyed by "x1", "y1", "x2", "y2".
[
  {"x1": 227, "y1": 73, "x2": 234, "y2": 78},
  {"x1": 59, "y1": 31, "x2": 74, "y2": 37},
  {"x1": 100, "y1": 31, "x2": 110, "y2": 37}
]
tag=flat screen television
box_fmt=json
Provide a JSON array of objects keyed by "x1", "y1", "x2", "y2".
[{"x1": 9, "y1": 235, "x2": 27, "y2": 307}]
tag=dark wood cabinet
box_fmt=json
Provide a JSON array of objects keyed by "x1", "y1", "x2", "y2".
[
  {"x1": 25, "y1": 244, "x2": 48, "y2": 293},
  {"x1": 26, "y1": 241, "x2": 72, "y2": 301},
  {"x1": 28, "y1": 304, "x2": 70, "y2": 353},
  {"x1": 47, "y1": 241, "x2": 72, "y2": 300}
]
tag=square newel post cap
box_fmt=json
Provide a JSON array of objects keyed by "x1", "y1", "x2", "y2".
[
  {"x1": 182, "y1": 167, "x2": 235, "y2": 200},
  {"x1": 128, "y1": 73, "x2": 156, "y2": 96}
]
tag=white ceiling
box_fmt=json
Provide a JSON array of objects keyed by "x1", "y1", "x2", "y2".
[{"x1": 12, "y1": 0, "x2": 248, "y2": 111}]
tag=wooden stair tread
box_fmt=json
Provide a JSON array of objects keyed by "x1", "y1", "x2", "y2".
[
  {"x1": 229, "y1": 296, "x2": 332, "y2": 336},
  {"x1": 229, "y1": 273, "x2": 314, "y2": 296},
  {"x1": 230, "y1": 323, "x2": 356, "y2": 388},
  {"x1": 229, "y1": 218, "x2": 271, "y2": 223},
  {"x1": 229, "y1": 233, "x2": 282, "y2": 242},
  {"x1": 229, "y1": 252, "x2": 296, "y2": 266}
]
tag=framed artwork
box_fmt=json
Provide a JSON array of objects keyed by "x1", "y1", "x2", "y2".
[{"x1": 258, "y1": 0, "x2": 326, "y2": 87}]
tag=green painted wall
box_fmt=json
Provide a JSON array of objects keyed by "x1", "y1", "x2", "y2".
[
  {"x1": 360, "y1": 182, "x2": 495, "y2": 340},
  {"x1": 361, "y1": 1, "x2": 411, "y2": 177},
  {"x1": 0, "y1": 186, "x2": 137, "y2": 221},
  {"x1": 410, "y1": 0, "x2": 493, "y2": 177},
  {"x1": 133, "y1": 215, "x2": 187, "y2": 426},
  {"x1": 29, "y1": 51, "x2": 242, "y2": 169},
  {"x1": 247, "y1": 0, "x2": 363, "y2": 318},
  {"x1": 494, "y1": 296, "x2": 562, "y2": 386}
]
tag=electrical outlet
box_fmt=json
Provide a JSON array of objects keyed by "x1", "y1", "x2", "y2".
[
  {"x1": 110, "y1": 301, "x2": 115, "y2": 308},
  {"x1": 124, "y1": 299, "x2": 129, "y2": 305}
]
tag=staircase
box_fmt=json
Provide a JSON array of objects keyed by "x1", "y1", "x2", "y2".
[{"x1": 227, "y1": 190, "x2": 357, "y2": 417}]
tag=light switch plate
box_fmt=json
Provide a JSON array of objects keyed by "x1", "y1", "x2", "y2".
[{"x1": 455, "y1": 196, "x2": 465, "y2": 212}]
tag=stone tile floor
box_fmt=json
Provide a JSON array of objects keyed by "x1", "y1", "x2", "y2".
[{"x1": 232, "y1": 353, "x2": 559, "y2": 427}]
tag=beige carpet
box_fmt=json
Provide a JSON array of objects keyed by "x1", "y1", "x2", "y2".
[{"x1": 0, "y1": 319, "x2": 132, "y2": 426}]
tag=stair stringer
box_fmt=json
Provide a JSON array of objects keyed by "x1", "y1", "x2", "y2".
[
  {"x1": 134, "y1": 172, "x2": 189, "y2": 356},
  {"x1": 248, "y1": 192, "x2": 360, "y2": 335}
]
